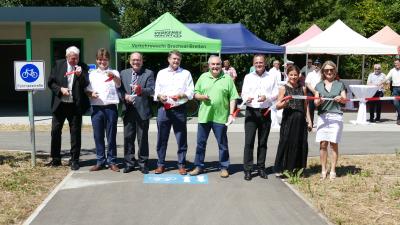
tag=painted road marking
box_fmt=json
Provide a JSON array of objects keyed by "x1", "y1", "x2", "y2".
[{"x1": 144, "y1": 174, "x2": 208, "y2": 184}]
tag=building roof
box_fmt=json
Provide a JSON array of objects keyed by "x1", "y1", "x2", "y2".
[{"x1": 0, "y1": 7, "x2": 119, "y2": 33}]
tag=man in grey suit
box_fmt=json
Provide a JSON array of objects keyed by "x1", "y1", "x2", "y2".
[{"x1": 119, "y1": 52, "x2": 155, "y2": 174}]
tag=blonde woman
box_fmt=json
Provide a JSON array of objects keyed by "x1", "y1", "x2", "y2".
[{"x1": 314, "y1": 61, "x2": 346, "y2": 180}]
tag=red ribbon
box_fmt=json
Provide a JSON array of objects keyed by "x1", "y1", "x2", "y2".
[
  {"x1": 263, "y1": 96, "x2": 292, "y2": 117},
  {"x1": 104, "y1": 73, "x2": 114, "y2": 82},
  {"x1": 64, "y1": 71, "x2": 75, "y2": 77}
]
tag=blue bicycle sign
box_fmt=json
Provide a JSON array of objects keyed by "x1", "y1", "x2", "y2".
[{"x1": 20, "y1": 64, "x2": 40, "y2": 83}]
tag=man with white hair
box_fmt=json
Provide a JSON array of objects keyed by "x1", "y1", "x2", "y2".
[
  {"x1": 47, "y1": 46, "x2": 90, "y2": 170},
  {"x1": 367, "y1": 64, "x2": 386, "y2": 122},
  {"x1": 189, "y1": 55, "x2": 239, "y2": 178},
  {"x1": 268, "y1": 60, "x2": 282, "y2": 83}
]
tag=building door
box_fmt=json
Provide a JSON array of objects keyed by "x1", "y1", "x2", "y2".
[{"x1": 0, "y1": 41, "x2": 27, "y2": 115}]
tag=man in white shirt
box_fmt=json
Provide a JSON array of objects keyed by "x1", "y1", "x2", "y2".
[
  {"x1": 300, "y1": 58, "x2": 315, "y2": 77},
  {"x1": 305, "y1": 59, "x2": 322, "y2": 125},
  {"x1": 241, "y1": 54, "x2": 278, "y2": 181},
  {"x1": 86, "y1": 48, "x2": 121, "y2": 172},
  {"x1": 380, "y1": 59, "x2": 400, "y2": 125},
  {"x1": 154, "y1": 50, "x2": 194, "y2": 174},
  {"x1": 269, "y1": 60, "x2": 282, "y2": 83},
  {"x1": 222, "y1": 59, "x2": 237, "y2": 81},
  {"x1": 367, "y1": 64, "x2": 386, "y2": 122}
]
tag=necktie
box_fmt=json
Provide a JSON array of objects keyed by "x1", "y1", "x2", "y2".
[{"x1": 131, "y1": 71, "x2": 138, "y2": 94}]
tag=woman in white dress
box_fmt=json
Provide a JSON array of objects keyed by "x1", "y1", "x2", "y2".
[{"x1": 314, "y1": 61, "x2": 346, "y2": 180}]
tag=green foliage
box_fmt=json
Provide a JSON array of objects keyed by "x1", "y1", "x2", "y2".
[
  {"x1": 283, "y1": 168, "x2": 304, "y2": 184},
  {"x1": 389, "y1": 186, "x2": 400, "y2": 200},
  {"x1": 2, "y1": 0, "x2": 400, "y2": 80},
  {"x1": 395, "y1": 148, "x2": 400, "y2": 157}
]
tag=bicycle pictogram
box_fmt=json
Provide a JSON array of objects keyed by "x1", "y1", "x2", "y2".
[
  {"x1": 21, "y1": 68, "x2": 39, "y2": 79},
  {"x1": 150, "y1": 176, "x2": 177, "y2": 182},
  {"x1": 19, "y1": 64, "x2": 40, "y2": 83}
]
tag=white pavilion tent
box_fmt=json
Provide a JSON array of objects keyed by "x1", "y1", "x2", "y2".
[{"x1": 286, "y1": 20, "x2": 398, "y2": 55}]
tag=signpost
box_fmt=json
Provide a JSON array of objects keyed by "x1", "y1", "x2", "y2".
[{"x1": 14, "y1": 60, "x2": 45, "y2": 166}]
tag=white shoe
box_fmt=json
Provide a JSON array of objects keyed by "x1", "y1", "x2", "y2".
[
  {"x1": 329, "y1": 172, "x2": 336, "y2": 180},
  {"x1": 320, "y1": 171, "x2": 327, "y2": 180}
]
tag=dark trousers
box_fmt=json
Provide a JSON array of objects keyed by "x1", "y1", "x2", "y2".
[
  {"x1": 156, "y1": 104, "x2": 187, "y2": 167},
  {"x1": 307, "y1": 90, "x2": 316, "y2": 124},
  {"x1": 243, "y1": 107, "x2": 271, "y2": 171},
  {"x1": 50, "y1": 102, "x2": 82, "y2": 162},
  {"x1": 393, "y1": 87, "x2": 400, "y2": 120},
  {"x1": 91, "y1": 105, "x2": 118, "y2": 166},
  {"x1": 368, "y1": 91, "x2": 384, "y2": 120},
  {"x1": 194, "y1": 122, "x2": 230, "y2": 169},
  {"x1": 123, "y1": 106, "x2": 149, "y2": 168}
]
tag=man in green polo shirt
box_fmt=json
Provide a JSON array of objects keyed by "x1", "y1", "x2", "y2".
[{"x1": 189, "y1": 55, "x2": 239, "y2": 178}]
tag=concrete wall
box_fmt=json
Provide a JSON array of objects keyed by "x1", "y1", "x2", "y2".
[{"x1": 0, "y1": 22, "x2": 118, "y2": 114}]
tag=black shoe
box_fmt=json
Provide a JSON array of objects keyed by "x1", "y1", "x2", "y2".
[
  {"x1": 369, "y1": 118, "x2": 375, "y2": 122},
  {"x1": 70, "y1": 161, "x2": 80, "y2": 171},
  {"x1": 140, "y1": 165, "x2": 149, "y2": 174},
  {"x1": 123, "y1": 166, "x2": 135, "y2": 173},
  {"x1": 397, "y1": 120, "x2": 400, "y2": 125},
  {"x1": 244, "y1": 171, "x2": 252, "y2": 181},
  {"x1": 258, "y1": 168, "x2": 268, "y2": 179},
  {"x1": 46, "y1": 159, "x2": 62, "y2": 167}
]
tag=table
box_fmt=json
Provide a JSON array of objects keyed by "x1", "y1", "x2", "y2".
[
  {"x1": 341, "y1": 79, "x2": 362, "y2": 110},
  {"x1": 349, "y1": 85, "x2": 378, "y2": 124}
]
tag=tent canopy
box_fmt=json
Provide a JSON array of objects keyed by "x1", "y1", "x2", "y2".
[
  {"x1": 283, "y1": 24, "x2": 322, "y2": 46},
  {"x1": 369, "y1": 25, "x2": 400, "y2": 47},
  {"x1": 115, "y1": 12, "x2": 221, "y2": 53},
  {"x1": 286, "y1": 20, "x2": 398, "y2": 55},
  {"x1": 185, "y1": 23, "x2": 285, "y2": 54}
]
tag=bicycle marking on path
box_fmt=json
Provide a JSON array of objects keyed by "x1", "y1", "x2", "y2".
[{"x1": 143, "y1": 174, "x2": 208, "y2": 184}]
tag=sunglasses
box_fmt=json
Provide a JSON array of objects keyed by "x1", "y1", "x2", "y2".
[
  {"x1": 323, "y1": 68, "x2": 335, "y2": 73},
  {"x1": 374, "y1": 68, "x2": 381, "y2": 70}
]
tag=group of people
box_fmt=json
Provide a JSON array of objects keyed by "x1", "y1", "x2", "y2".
[
  {"x1": 367, "y1": 59, "x2": 400, "y2": 124},
  {"x1": 47, "y1": 45, "x2": 400, "y2": 181}
]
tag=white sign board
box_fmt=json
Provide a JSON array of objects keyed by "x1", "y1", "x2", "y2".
[{"x1": 14, "y1": 61, "x2": 45, "y2": 91}]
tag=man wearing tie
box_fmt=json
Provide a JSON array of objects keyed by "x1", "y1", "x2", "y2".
[
  {"x1": 119, "y1": 52, "x2": 155, "y2": 174},
  {"x1": 154, "y1": 50, "x2": 194, "y2": 175},
  {"x1": 47, "y1": 46, "x2": 90, "y2": 170}
]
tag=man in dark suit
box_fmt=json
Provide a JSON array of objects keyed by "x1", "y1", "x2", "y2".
[
  {"x1": 119, "y1": 52, "x2": 155, "y2": 174},
  {"x1": 47, "y1": 46, "x2": 90, "y2": 170}
]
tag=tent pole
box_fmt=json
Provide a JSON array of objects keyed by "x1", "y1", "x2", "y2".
[
  {"x1": 115, "y1": 52, "x2": 118, "y2": 71},
  {"x1": 336, "y1": 55, "x2": 339, "y2": 72},
  {"x1": 284, "y1": 53, "x2": 287, "y2": 64},
  {"x1": 362, "y1": 55, "x2": 365, "y2": 84},
  {"x1": 305, "y1": 54, "x2": 309, "y2": 75}
]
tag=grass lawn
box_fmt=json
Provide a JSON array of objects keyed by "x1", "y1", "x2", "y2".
[
  {"x1": 0, "y1": 151, "x2": 69, "y2": 225},
  {"x1": 290, "y1": 154, "x2": 400, "y2": 225}
]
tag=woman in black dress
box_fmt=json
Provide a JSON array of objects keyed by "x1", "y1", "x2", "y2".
[{"x1": 274, "y1": 65, "x2": 312, "y2": 175}]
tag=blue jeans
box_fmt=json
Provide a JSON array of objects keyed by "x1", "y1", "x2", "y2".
[
  {"x1": 393, "y1": 87, "x2": 400, "y2": 120},
  {"x1": 91, "y1": 105, "x2": 118, "y2": 166},
  {"x1": 156, "y1": 105, "x2": 187, "y2": 167},
  {"x1": 194, "y1": 122, "x2": 230, "y2": 169}
]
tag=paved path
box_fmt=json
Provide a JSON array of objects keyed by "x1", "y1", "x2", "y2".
[{"x1": 1, "y1": 112, "x2": 398, "y2": 225}]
